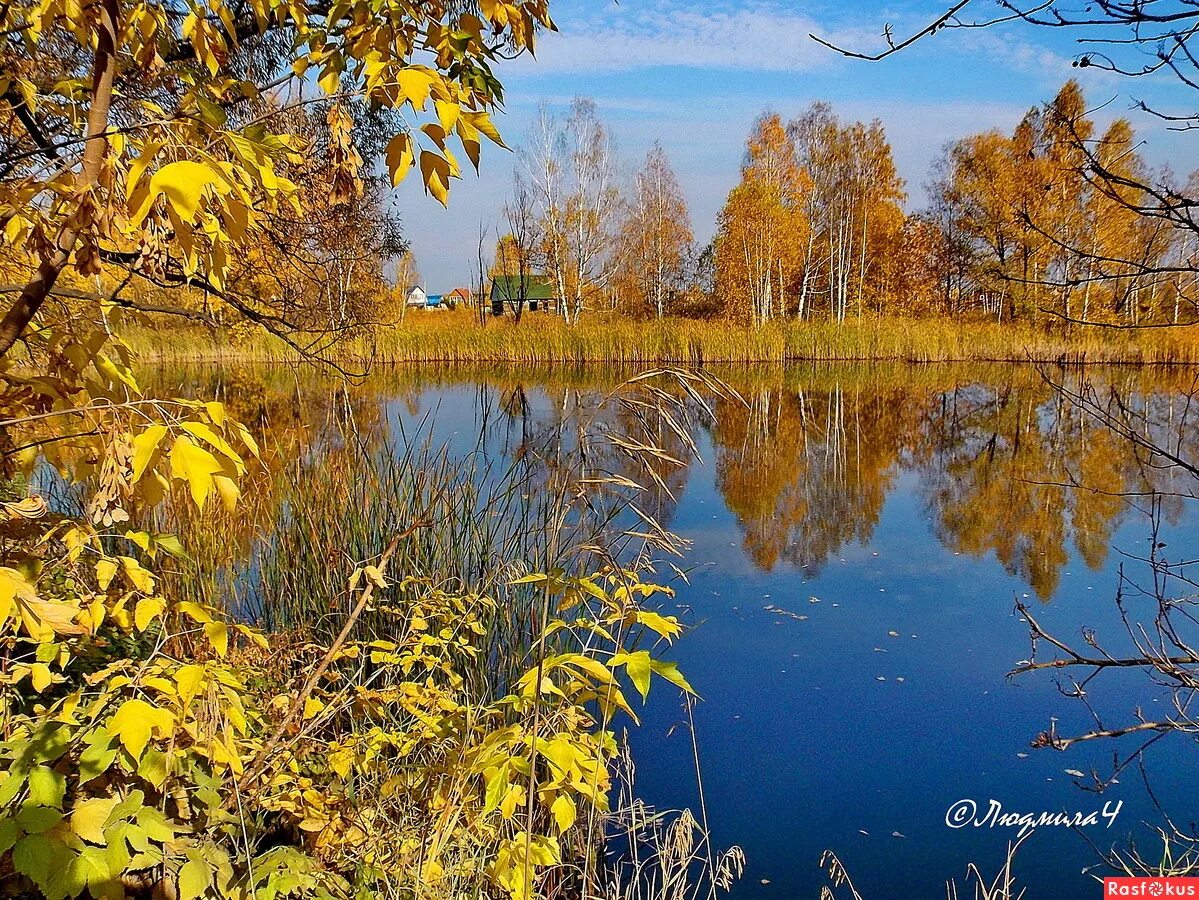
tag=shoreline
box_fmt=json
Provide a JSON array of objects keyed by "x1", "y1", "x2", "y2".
[{"x1": 125, "y1": 313, "x2": 1199, "y2": 368}]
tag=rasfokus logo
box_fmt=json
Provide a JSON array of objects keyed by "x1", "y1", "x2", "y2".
[{"x1": 1104, "y1": 878, "x2": 1199, "y2": 897}]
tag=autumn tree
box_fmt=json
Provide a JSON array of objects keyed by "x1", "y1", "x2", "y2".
[
  {"x1": 714, "y1": 113, "x2": 808, "y2": 324},
  {"x1": 614, "y1": 143, "x2": 693, "y2": 318},
  {"x1": 523, "y1": 98, "x2": 621, "y2": 324},
  {"x1": 930, "y1": 81, "x2": 1181, "y2": 325},
  {"x1": 0, "y1": 0, "x2": 548, "y2": 360},
  {"x1": 787, "y1": 103, "x2": 905, "y2": 320},
  {"x1": 817, "y1": 6, "x2": 1199, "y2": 327}
]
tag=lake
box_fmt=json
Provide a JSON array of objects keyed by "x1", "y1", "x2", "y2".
[{"x1": 161, "y1": 361, "x2": 1199, "y2": 899}]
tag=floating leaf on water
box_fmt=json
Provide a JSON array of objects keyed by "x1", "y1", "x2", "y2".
[
  {"x1": 875, "y1": 676, "x2": 886, "y2": 682},
  {"x1": 896, "y1": 677, "x2": 906, "y2": 683},
  {"x1": 892, "y1": 831, "x2": 905, "y2": 838},
  {"x1": 1016, "y1": 753, "x2": 1029, "y2": 759},
  {"x1": 1065, "y1": 769, "x2": 1086, "y2": 778},
  {"x1": 888, "y1": 630, "x2": 899, "y2": 637},
  {"x1": 808, "y1": 596, "x2": 821, "y2": 603},
  {"x1": 859, "y1": 829, "x2": 869, "y2": 835}
]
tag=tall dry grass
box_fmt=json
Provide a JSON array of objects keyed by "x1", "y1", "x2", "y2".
[{"x1": 127, "y1": 310, "x2": 1199, "y2": 366}]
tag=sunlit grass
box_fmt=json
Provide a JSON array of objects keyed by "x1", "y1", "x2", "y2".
[{"x1": 127, "y1": 310, "x2": 1199, "y2": 366}]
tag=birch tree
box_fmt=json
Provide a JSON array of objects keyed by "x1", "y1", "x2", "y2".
[{"x1": 617, "y1": 143, "x2": 693, "y2": 317}]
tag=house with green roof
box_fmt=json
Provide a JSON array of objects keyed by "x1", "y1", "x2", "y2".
[{"x1": 488, "y1": 274, "x2": 559, "y2": 316}]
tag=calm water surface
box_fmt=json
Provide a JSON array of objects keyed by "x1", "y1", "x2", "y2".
[{"x1": 172, "y1": 362, "x2": 1199, "y2": 899}]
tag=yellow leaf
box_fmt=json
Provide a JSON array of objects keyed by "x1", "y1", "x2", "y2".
[
  {"x1": 71, "y1": 796, "x2": 119, "y2": 845},
  {"x1": 302, "y1": 697, "x2": 324, "y2": 720},
  {"x1": 95, "y1": 558, "x2": 118, "y2": 591},
  {"x1": 204, "y1": 621, "x2": 228, "y2": 656},
  {"x1": 18, "y1": 598, "x2": 86, "y2": 641},
  {"x1": 120, "y1": 557, "x2": 155, "y2": 594},
  {"x1": 464, "y1": 110, "x2": 506, "y2": 148},
  {"x1": 147, "y1": 160, "x2": 228, "y2": 224},
  {"x1": 397, "y1": 68, "x2": 435, "y2": 110},
  {"x1": 419, "y1": 151, "x2": 451, "y2": 207},
  {"x1": 176, "y1": 601, "x2": 212, "y2": 624},
  {"x1": 174, "y1": 664, "x2": 206, "y2": 707},
  {"x1": 622, "y1": 650, "x2": 652, "y2": 702},
  {"x1": 134, "y1": 596, "x2": 166, "y2": 631},
  {"x1": 177, "y1": 857, "x2": 212, "y2": 900},
  {"x1": 551, "y1": 794, "x2": 576, "y2": 832},
  {"x1": 0, "y1": 566, "x2": 36, "y2": 623},
  {"x1": 212, "y1": 475, "x2": 240, "y2": 512},
  {"x1": 384, "y1": 133, "x2": 414, "y2": 187},
  {"x1": 180, "y1": 422, "x2": 243, "y2": 470},
  {"x1": 435, "y1": 99, "x2": 460, "y2": 133},
  {"x1": 204, "y1": 401, "x2": 226, "y2": 426},
  {"x1": 30, "y1": 663, "x2": 52, "y2": 692},
  {"x1": 169, "y1": 435, "x2": 222, "y2": 509},
  {"x1": 108, "y1": 699, "x2": 174, "y2": 762}
]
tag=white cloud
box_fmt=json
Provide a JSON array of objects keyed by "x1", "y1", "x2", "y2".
[{"x1": 512, "y1": 0, "x2": 870, "y2": 74}]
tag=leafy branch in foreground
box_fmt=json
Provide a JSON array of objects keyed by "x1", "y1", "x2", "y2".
[{"x1": 0, "y1": 485, "x2": 703, "y2": 898}]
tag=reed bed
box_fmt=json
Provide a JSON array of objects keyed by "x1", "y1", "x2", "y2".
[
  {"x1": 159, "y1": 435, "x2": 571, "y2": 692},
  {"x1": 128, "y1": 311, "x2": 1199, "y2": 366}
]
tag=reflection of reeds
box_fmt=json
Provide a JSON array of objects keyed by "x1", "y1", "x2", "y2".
[
  {"x1": 128, "y1": 312, "x2": 1199, "y2": 366},
  {"x1": 165, "y1": 436, "x2": 565, "y2": 695}
]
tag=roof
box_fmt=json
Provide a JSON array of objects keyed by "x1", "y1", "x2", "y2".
[
  {"x1": 448, "y1": 287, "x2": 473, "y2": 298},
  {"x1": 490, "y1": 275, "x2": 556, "y2": 302}
]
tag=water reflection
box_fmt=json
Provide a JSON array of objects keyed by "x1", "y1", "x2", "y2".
[
  {"x1": 148, "y1": 360, "x2": 1199, "y2": 897},
  {"x1": 151, "y1": 362, "x2": 1199, "y2": 603}
]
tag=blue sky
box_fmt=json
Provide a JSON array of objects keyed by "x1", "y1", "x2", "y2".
[{"x1": 394, "y1": 0, "x2": 1197, "y2": 290}]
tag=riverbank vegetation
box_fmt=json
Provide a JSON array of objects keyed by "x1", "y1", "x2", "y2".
[
  {"x1": 71, "y1": 78, "x2": 1195, "y2": 367},
  {"x1": 0, "y1": 0, "x2": 751, "y2": 895},
  {"x1": 128, "y1": 310, "x2": 1199, "y2": 365}
]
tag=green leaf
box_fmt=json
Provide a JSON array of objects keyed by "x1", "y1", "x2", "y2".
[
  {"x1": 13, "y1": 833, "x2": 55, "y2": 884},
  {"x1": 483, "y1": 764, "x2": 509, "y2": 814},
  {"x1": 16, "y1": 804, "x2": 63, "y2": 833},
  {"x1": 178, "y1": 856, "x2": 213, "y2": 900},
  {"x1": 78, "y1": 732, "x2": 117, "y2": 784},
  {"x1": 27, "y1": 765, "x2": 65, "y2": 807},
  {"x1": 153, "y1": 534, "x2": 189, "y2": 560},
  {"x1": 135, "y1": 807, "x2": 176, "y2": 843},
  {"x1": 137, "y1": 748, "x2": 169, "y2": 789},
  {"x1": 0, "y1": 771, "x2": 26, "y2": 806},
  {"x1": 0, "y1": 817, "x2": 19, "y2": 853},
  {"x1": 79, "y1": 845, "x2": 121, "y2": 900}
]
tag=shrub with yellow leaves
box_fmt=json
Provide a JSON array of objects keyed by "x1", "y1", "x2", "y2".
[{"x1": 0, "y1": 408, "x2": 697, "y2": 899}]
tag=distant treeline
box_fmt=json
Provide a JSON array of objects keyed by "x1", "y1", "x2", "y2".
[{"x1": 476, "y1": 81, "x2": 1196, "y2": 329}]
